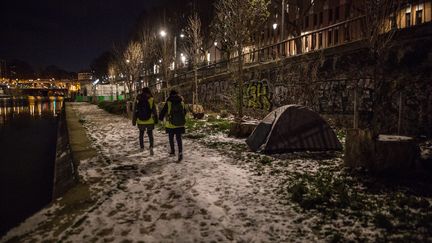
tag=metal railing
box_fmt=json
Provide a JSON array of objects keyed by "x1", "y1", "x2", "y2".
[
  {"x1": 146, "y1": 11, "x2": 430, "y2": 92},
  {"x1": 164, "y1": 16, "x2": 366, "y2": 87}
]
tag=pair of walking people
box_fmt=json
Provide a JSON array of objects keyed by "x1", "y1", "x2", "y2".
[{"x1": 134, "y1": 88, "x2": 186, "y2": 162}]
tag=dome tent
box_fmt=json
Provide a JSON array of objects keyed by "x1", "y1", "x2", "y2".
[{"x1": 246, "y1": 105, "x2": 342, "y2": 154}]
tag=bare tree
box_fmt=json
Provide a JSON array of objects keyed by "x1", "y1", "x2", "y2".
[
  {"x1": 213, "y1": 0, "x2": 270, "y2": 120},
  {"x1": 107, "y1": 62, "x2": 120, "y2": 98},
  {"x1": 107, "y1": 62, "x2": 118, "y2": 83},
  {"x1": 360, "y1": 0, "x2": 401, "y2": 59},
  {"x1": 284, "y1": 0, "x2": 315, "y2": 54},
  {"x1": 137, "y1": 26, "x2": 158, "y2": 89},
  {"x1": 357, "y1": 0, "x2": 402, "y2": 133},
  {"x1": 183, "y1": 12, "x2": 204, "y2": 109},
  {"x1": 113, "y1": 41, "x2": 144, "y2": 101},
  {"x1": 156, "y1": 32, "x2": 174, "y2": 99}
]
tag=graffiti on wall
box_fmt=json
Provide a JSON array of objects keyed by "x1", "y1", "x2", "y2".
[
  {"x1": 243, "y1": 79, "x2": 272, "y2": 111},
  {"x1": 199, "y1": 80, "x2": 230, "y2": 103},
  {"x1": 197, "y1": 76, "x2": 374, "y2": 116}
]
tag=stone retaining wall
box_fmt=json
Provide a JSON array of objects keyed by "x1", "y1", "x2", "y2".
[{"x1": 160, "y1": 24, "x2": 432, "y2": 137}]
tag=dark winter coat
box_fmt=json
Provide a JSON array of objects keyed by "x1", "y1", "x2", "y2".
[
  {"x1": 134, "y1": 94, "x2": 158, "y2": 126},
  {"x1": 159, "y1": 94, "x2": 187, "y2": 134}
]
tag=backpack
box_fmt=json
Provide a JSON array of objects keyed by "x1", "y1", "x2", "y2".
[
  {"x1": 169, "y1": 101, "x2": 186, "y2": 126},
  {"x1": 137, "y1": 96, "x2": 152, "y2": 121}
]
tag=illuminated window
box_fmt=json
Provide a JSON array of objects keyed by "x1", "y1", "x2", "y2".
[
  {"x1": 415, "y1": 4, "x2": 423, "y2": 25},
  {"x1": 406, "y1": 12, "x2": 411, "y2": 27},
  {"x1": 305, "y1": 36, "x2": 309, "y2": 49},
  {"x1": 416, "y1": 10, "x2": 423, "y2": 25}
]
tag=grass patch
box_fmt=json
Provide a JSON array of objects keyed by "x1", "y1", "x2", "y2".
[
  {"x1": 287, "y1": 170, "x2": 353, "y2": 211},
  {"x1": 259, "y1": 156, "x2": 273, "y2": 165},
  {"x1": 184, "y1": 133, "x2": 206, "y2": 139},
  {"x1": 185, "y1": 115, "x2": 233, "y2": 137},
  {"x1": 282, "y1": 167, "x2": 432, "y2": 241}
]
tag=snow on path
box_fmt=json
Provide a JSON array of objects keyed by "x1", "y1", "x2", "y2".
[{"x1": 1, "y1": 103, "x2": 304, "y2": 243}]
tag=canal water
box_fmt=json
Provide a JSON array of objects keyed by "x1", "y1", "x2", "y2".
[{"x1": 0, "y1": 98, "x2": 63, "y2": 236}]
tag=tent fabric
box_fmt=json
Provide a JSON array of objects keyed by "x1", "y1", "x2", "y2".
[{"x1": 246, "y1": 105, "x2": 342, "y2": 154}]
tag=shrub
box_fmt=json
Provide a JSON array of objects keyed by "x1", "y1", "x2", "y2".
[{"x1": 98, "y1": 100, "x2": 126, "y2": 115}]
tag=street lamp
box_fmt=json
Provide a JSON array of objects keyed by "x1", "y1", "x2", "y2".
[
  {"x1": 214, "y1": 41, "x2": 218, "y2": 63},
  {"x1": 159, "y1": 29, "x2": 169, "y2": 98},
  {"x1": 180, "y1": 53, "x2": 186, "y2": 65},
  {"x1": 273, "y1": 23, "x2": 278, "y2": 30}
]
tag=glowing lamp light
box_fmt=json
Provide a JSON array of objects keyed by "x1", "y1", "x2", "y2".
[
  {"x1": 180, "y1": 33, "x2": 185, "y2": 38},
  {"x1": 160, "y1": 30, "x2": 167, "y2": 37},
  {"x1": 273, "y1": 23, "x2": 278, "y2": 30},
  {"x1": 214, "y1": 41, "x2": 218, "y2": 46}
]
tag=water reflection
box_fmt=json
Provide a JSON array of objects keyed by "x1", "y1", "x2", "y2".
[
  {"x1": 0, "y1": 97, "x2": 63, "y2": 125},
  {"x1": 0, "y1": 96, "x2": 63, "y2": 235}
]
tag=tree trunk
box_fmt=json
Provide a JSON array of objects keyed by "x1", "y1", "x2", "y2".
[
  {"x1": 237, "y1": 46, "x2": 244, "y2": 121},
  {"x1": 194, "y1": 65, "x2": 198, "y2": 105},
  {"x1": 92, "y1": 85, "x2": 97, "y2": 104}
]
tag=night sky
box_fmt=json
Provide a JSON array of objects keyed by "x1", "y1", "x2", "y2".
[{"x1": 0, "y1": 0, "x2": 161, "y2": 72}]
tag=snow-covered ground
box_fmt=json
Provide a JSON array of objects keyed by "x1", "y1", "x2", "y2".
[
  {"x1": 2, "y1": 103, "x2": 431, "y2": 242},
  {"x1": 1, "y1": 103, "x2": 302, "y2": 242}
]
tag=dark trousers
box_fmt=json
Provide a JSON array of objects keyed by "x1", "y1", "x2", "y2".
[
  {"x1": 168, "y1": 132, "x2": 183, "y2": 154},
  {"x1": 139, "y1": 128, "x2": 154, "y2": 148}
]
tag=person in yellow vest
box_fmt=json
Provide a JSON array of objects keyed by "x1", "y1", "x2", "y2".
[
  {"x1": 134, "y1": 87, "x2": 158, "y2": 155},
  {"x1": 159, "y1": 89, "x2": 187, "y2": 162}
]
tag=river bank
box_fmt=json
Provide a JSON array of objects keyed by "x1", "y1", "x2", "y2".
[{"x1": 2, "y1": 103, "x2": 431, "y2": 242}]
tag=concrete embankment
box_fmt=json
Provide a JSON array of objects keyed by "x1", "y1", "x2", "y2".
[
  {"x1": 52, "y1": 103, "x2": 97, "y2": 198},
  {"x1": 31, "y1": 103, "x2": 98, "y2": 239},
  {"x1": 52, "y1": 107, "x2": 76, "y2": 199},
  {"x1": 64, "y1": 103, "x2": 98, "y2": 164}
]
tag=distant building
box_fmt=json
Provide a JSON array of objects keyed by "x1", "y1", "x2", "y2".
[
  {"x1": 0, "y1": 59, "x2": 6, "y2": 79},
  {"x1": 77, "y1": 72, "x2": 93, "y2": 83},
  {"x1": 231, "y1": 0, "x2": 432, "y2": 62}
]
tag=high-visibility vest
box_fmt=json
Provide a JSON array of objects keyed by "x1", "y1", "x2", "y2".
[
  {"x1": 137, "y1": 97, "x2": 155, "y2": 125},
  {"x1": 165, "y1": 101, "x2": 185, "y2": 129}
]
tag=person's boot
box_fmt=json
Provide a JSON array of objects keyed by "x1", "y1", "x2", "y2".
[
  {"x1": 178, "y1": 152, "x2": 183, "y2": 162},
  {"x1": 169, "y1": 150, "x2": 175, "y2": 157},
  {"x1": 149, "y1": 147, "x2": 154, "y2": 156}
]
